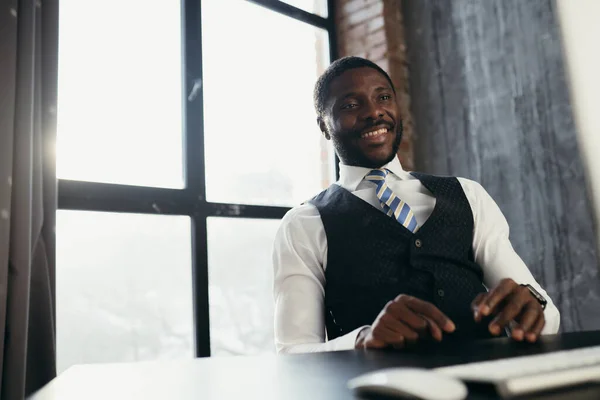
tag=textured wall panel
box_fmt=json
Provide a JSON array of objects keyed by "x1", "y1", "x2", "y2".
[{"x1": 402, "y1": 0, "x2": 600, "y2": 331}]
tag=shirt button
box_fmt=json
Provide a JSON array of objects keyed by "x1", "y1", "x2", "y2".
[
  {"x1": 437, "y1": 289, "x2": 445, "y2": 297},
  {"x1": 415, "y1": 239, "x2": 422, "y2": 248}
]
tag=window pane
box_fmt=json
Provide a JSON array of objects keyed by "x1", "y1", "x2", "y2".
[
  {"x1": 56, "y1": 211, "x2": 193, "y2": 373},
  {"x1": 207, "y1": 217, "x2": 280, "y2": 356},
  {"x1": 202, "y1": 0, "x2": 333, "y2": 207},
  {"x1": 280, "y1": 0, "x2": 328, "y2": 17},
  {"x1": 56, "y1": 0, "x2": 184, "y2": 188}
]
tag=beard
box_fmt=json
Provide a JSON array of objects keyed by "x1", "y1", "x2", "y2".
[{"x1": 333, "y1": 119, "x2": 403, "y2": 169}]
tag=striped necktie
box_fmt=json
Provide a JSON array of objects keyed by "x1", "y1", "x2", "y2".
[{"x1": 364, "y1": 168, "x2": 418, "y2": 232}]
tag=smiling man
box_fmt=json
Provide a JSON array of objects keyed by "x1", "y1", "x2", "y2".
[{"x1": 272, "y1": 56, "x2": 560, "y2": 353}]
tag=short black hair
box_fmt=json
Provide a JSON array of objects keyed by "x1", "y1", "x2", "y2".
[{"x1": 313, "y1": 56, "x2": 395, "y2": 119}]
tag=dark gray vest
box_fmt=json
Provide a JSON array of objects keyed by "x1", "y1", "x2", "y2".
[{"x1": 309, "y1": 173, "x2": 496, "y2": 342}]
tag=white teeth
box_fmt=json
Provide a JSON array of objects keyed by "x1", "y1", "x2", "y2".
[{"x1": 361, "y1": 128, "x2": 388, "y2": 138}]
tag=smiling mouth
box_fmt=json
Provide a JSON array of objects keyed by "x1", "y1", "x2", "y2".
[{"x1": 360, "y1": 127, "x2": 389, "y2": 139}]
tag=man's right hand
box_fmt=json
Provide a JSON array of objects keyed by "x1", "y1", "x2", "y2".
[{"x1": 355, "y1": 294, "x2": 456, "y2": 349}]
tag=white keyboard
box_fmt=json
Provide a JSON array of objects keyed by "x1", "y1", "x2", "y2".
[{"x1": 435, "y1": 345, "x2": 600, "y2": 398}]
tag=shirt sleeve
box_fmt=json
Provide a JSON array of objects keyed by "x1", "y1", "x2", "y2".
[
  {"x1": 272, "y1": 204, "x2": 368, "y2": 353},
  {"x1": 459, "y1": 178, "x2": 561, "y2": 334}
]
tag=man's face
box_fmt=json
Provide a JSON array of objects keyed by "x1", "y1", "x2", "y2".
[{"x1": 319, "y1": 67, "x2": 402, "y2": 168}]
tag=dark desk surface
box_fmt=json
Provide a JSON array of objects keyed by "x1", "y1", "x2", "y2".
[{"x1": 31, "y1": 331, "x2": 600, "y2": 400}]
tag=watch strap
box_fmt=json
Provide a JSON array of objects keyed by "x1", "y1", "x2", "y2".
[{"x1": 520, "y1": 284, "x2": 547, "y2": 310}]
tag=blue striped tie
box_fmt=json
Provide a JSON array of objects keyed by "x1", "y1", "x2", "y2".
[{"x1": 364, "y1": 169, "x2": 418, "y2": 232}]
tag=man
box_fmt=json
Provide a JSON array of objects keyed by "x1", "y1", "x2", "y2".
[{"x1": 273, "y1": 56, "x2": 560, "y2": 353}]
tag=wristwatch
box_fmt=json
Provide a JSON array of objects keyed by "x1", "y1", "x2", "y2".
[{"x1": 520, "y1": 284, "x2": 547, "y2": 310}]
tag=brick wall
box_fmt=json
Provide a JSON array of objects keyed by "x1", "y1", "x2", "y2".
[{"x1": 334, "y1": 0, "x2": 414, "y2": 170}]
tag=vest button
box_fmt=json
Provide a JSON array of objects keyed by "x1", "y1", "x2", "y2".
[
  {"x1": 437, "y1": 289, "x2": 445, "y2": 297},
  {"x1": 415, "y1": 239, "x2": 422, "y2": 248}
]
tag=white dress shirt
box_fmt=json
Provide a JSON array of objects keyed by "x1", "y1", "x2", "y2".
[{"x1": 273, "y1": 157, "x2": 561, "y2": 354}]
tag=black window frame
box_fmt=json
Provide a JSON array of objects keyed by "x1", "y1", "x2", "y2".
[{"x1": 57, "y1": 0, "x2": 338, "y2": 357}]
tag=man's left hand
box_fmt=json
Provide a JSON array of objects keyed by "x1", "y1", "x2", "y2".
[{"x1": 472, "y1": 279, "x2": 545, "y2": 342}]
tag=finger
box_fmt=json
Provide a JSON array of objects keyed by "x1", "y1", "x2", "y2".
[
  {"x1": 379, "y1": 313, "x2": 420, "y2": 342},
  {"x1": 489, "y1": 290, "x2": 529, "y2": 335},
  {"x1": 387, "y1": 300, "x2": 428, "y2": 332},
  {"x1": 510, "y1": 325, "x2": 524, "y2": 341},
  {"x1": 517, "y1": 303, "x2": 542, "y2": 334},
  {"x1": 357, "y1": 328, "x2": 386, "y2": 349},
  {"x1": 471, "y1": 293, "x2": 486, "y2": 322},
  {"x1": 491, "y1": 304, "x2": 526, "y2": 336},
  {"x1": 526, "y1": 314, "x2": 546, "y2": 343},
  {"x1": 402, "y1": 296, "x2": 455, "y2": 333},
  {"x1": 421, "y1": 315, "x2": 443, "y2": 342},
  {"x1": 481, "y1": 279, "x2": 518, "y2": 317},
  {"x1": 510, "y1": 305, "x2": 537, "y2": 342},
  {"x1": 363, "y1": 336, "x2": 387, "y2": 349},
  {"x1": 392, "y1": 336, "x2": 406, "y2": 350},
  {"x1": 372, "y1": 324, "x2": 408, "y2": 347}
]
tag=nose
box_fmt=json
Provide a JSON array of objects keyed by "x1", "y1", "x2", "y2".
[{"x1": 362, "y1": 99, "x2": 385, "y2": 121}]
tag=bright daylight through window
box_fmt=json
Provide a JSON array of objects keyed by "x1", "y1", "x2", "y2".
[{"x1": 56, "y1": 0, "x2": 333, "y2": 373}]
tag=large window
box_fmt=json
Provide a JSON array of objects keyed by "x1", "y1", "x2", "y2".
[{"x1": 56, "y1": 0, "x2": 336, "y2": 373}]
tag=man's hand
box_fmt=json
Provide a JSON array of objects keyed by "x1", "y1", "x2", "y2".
[
  {"x1": 355, "y1": 294, "x2": 456, "y2": 349},
  {"x1": 472, "y1": 279, "x2": 545, "y2": 342}
]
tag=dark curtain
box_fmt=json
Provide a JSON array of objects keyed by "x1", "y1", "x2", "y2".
[{"x1": 0, "y1": 0, "x2": 59, "y2": 398}]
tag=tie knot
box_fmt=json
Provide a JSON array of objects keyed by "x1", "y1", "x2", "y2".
[{"x1": 365, "y1": 168, "x2": 389, "y2": 183}]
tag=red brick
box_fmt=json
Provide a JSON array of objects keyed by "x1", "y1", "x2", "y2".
[
  {"x1": 376, "y1": 58, "x2": 389, "y2": 73},
  {"x1": 347, "y1": 51, "x2": 368, "y2": 58},
  {"x1": 342, "y1": 22, "x2": 368, "y2": 42},
  {"x1": 341, "y1": 0, "x2": 381, "y2": 15},
  {"x1": 344, "y1": 2, "x2": 383, "y2": 27},
  {"x1": 366, "y1": 16, "x2": 385, "y2": 32},
  {"x1": 365, "y1": 28, "x2": 386, "y2": 48},
  {"x1": 399, "y1": 140, "x2": 412, "y2": 152},
  {"x1": 367, "y1": 42, "x2": 387, "y2": 60}
]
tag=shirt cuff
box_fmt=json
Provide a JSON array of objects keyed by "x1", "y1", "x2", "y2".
[
  {"x1": 332, "y1": 325, "x2": 370, "y2": 351},
  {"x1": 540, "y1": 305, "x2": 561, "y2": 334}
]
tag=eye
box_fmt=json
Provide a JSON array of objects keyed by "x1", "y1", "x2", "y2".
[
  {"x1": 341, "y1": 103, "x2": 358, "y2": 110},
  {"x1": 380, "y1": 94, "x2": 392, "y2": 101}
]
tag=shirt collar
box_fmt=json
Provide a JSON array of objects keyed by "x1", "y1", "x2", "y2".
[{"x1": 337, "y1": 156, "x2": 413, "y2": 191}]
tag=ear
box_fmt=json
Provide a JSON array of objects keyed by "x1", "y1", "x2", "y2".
[{"x1": 317, "y1": 117, "x2": 331, "y2": 140}]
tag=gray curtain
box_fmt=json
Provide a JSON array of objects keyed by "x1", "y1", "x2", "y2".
[{"x1": 0, "y1": 0, "x2": 59, "y2": 398}]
